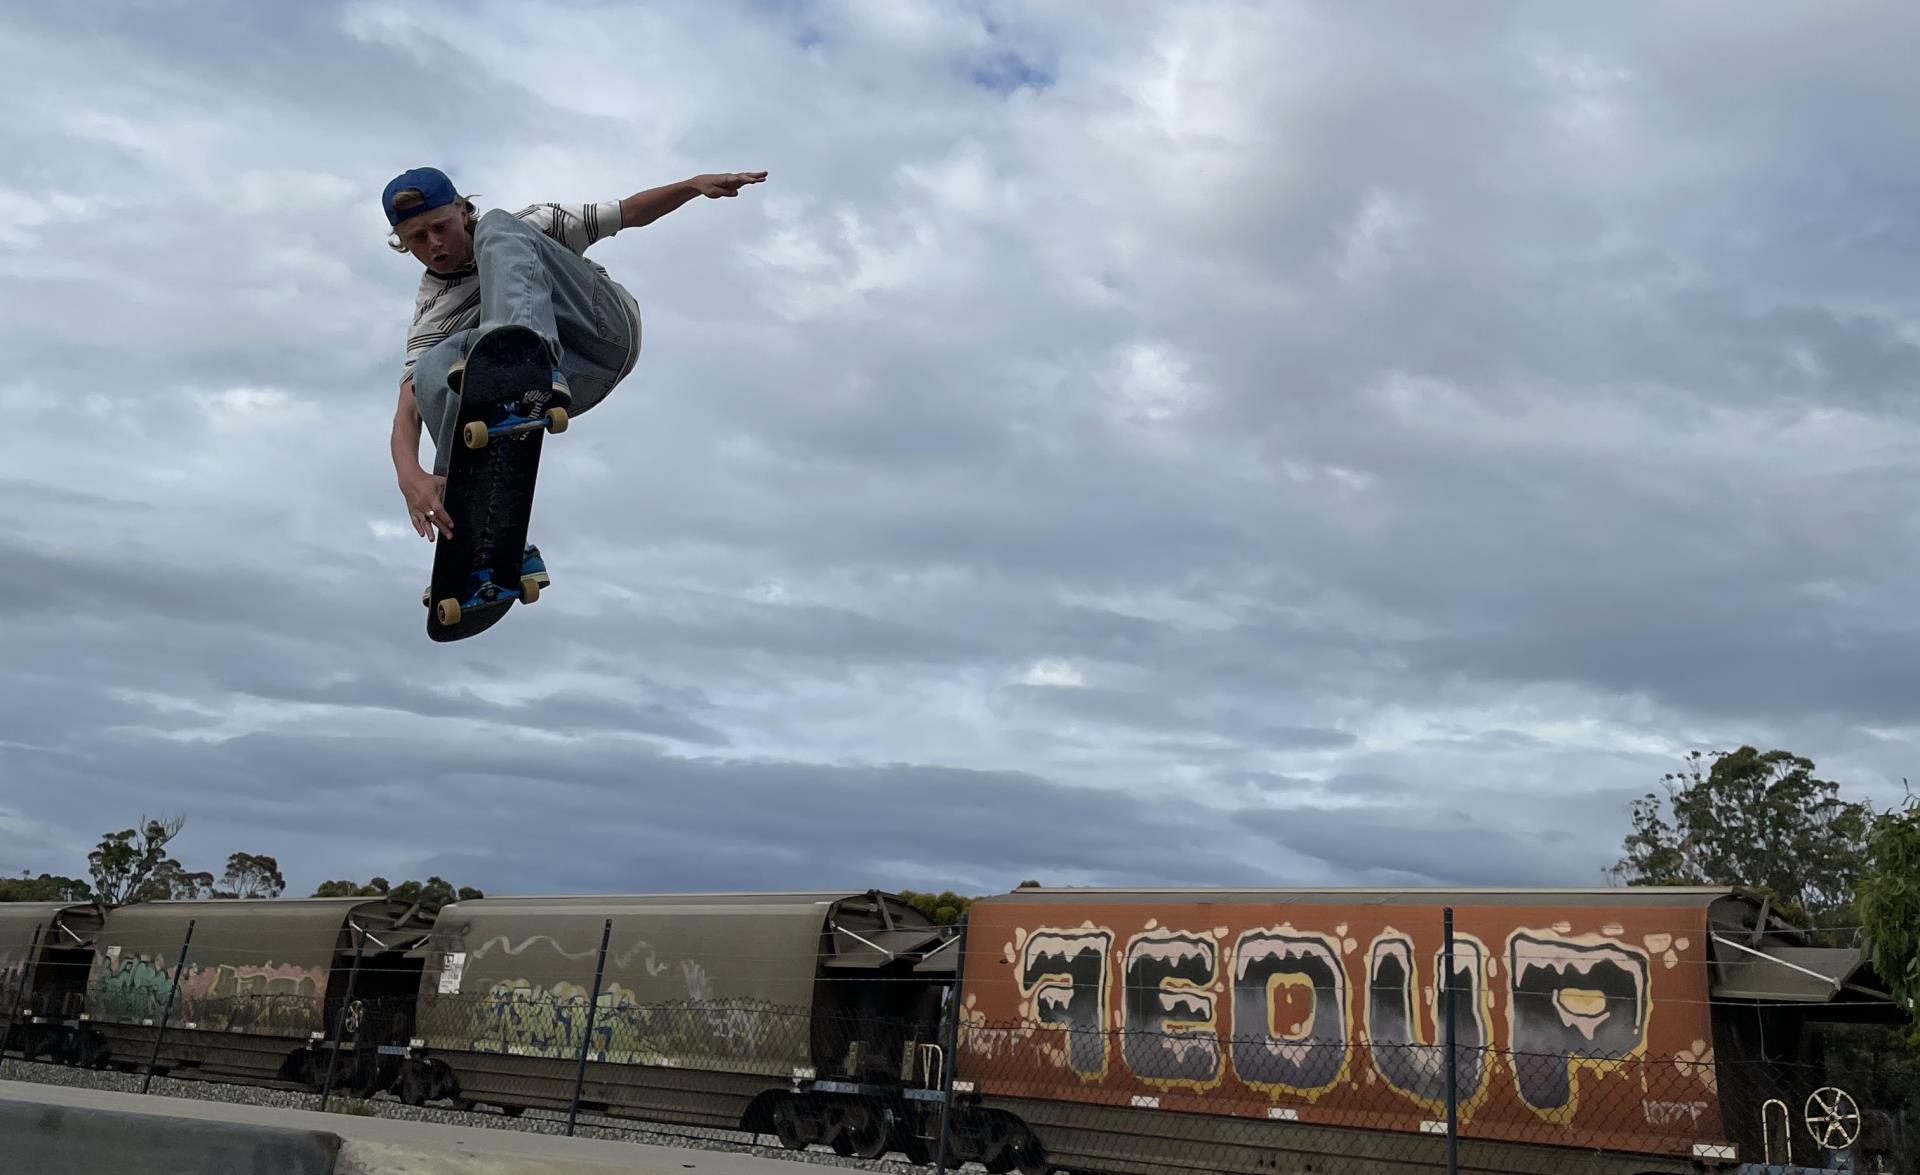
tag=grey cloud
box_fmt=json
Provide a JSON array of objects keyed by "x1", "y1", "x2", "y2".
[
  {"x1": 1003, "y1": 684, "x2": 1354, "y2": 753},
  {"x1": 230, "y1": 675, "x2": 733, "y2": 746},
  {"x1": 6, "y1": 1, "x2": 1920, "y2": 901},
  {"x1": 12, "y1": 723, "x2": 1301, "y2": 898},
  {"x1": 1241, "y1": 804, "x2": 1589, "y2": 890}
]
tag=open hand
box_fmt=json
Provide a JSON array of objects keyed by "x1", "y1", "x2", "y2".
[
  {"x1": 399, "y1": 468, "x2": 452, "y2": 540},
  {"x1": 692, "y1": 171, "x2": 767, "y2": 198}
]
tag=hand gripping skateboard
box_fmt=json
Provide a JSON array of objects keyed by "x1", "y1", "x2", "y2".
[{"x1": 424, "y1": 325, "x2": 568, "y2": 642}]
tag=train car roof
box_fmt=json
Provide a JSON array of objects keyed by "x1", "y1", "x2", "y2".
[
  {"x1": 0, "y1": 900, "x2": 104, "y2": 927},
  {"x1": 437, "y1": 890, "x2": 897, "y2": 912},
  {"x1": 93, "y1": 895, "x2": 438, "y2": 950},
  {"x1": 977, "y1": 885, "x2": 1746, "y2": 907},
  {"x1": 0, "y1": 900, "x2": 103, "y2": 952}
]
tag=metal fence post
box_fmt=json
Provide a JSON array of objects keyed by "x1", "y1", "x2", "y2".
[
  {"x1": 3, "y1": 923, "x2": 44, "y2": 1062},
  {"x1": 566, "y1": 918, "x2": 613, "y2": 1137},
  {"x1": 319, "y1": 923, "x2": 368, "y2": 1112},
  {"x1": 1443, "y1": 905, "x2": 1458, "y2": 1175},
  {"x1": 142, "y1": 918, "x2": 195, "y2": 1095},
  {"x1": 933, "y1": 913, "x2": 970, "y2": 1175}
]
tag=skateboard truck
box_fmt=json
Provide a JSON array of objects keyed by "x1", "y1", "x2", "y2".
[
  {"x1": 432, "y1": 568, "x2": 540, "y2": 627},
  {"x1": 462, "y1": 404, "x2": 568, "y2": 449},
  {"x1": 424, "y1": 553, "x2": 547, "y2": 624}
]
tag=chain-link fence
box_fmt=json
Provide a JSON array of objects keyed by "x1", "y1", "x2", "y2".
[
  {"x1": 948, "y1": 1022, "x2": 1918, "y2": 1174},
  {"x1": 3, "y1": 906, "x2": 1916, "y2": 1174}
]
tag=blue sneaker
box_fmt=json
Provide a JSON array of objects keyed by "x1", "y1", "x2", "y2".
[
  {"x1": 442, "y1": 358, "x2": 569, "y2": 405},
  {"x1": 521, "y1": 544, "x2": 550, "y2": 589}
]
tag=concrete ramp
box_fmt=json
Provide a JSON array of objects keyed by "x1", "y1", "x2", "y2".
[{"x1": 0, "y1": 1096, "x2": 341, "y2": 1175}]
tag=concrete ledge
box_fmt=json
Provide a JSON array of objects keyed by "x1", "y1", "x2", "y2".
[
  {"x1": 0, "y1": 1078, "x2": 816, "y2": 1175},
  {"x1": 0, "y1": 1096, "x2": 343, "y2": 1175}
]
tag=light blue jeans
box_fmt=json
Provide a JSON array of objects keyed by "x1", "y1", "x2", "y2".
[{"x1": 412, "y1": 208, "x2": 639, "y2": 475}]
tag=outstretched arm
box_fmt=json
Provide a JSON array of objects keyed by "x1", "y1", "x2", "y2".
[{"x1": 619, "y1": 172, "x2": 767, "y2": 228}]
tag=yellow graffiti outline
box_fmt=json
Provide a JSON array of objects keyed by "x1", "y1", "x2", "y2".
[
  {"x1": 1503, "y1": 928, "x2": 1652, "y2": 1128},
  {"x1": 1120, "y1": 927, "x2": 1225, "y2": 1093},
  {"x1": 1016, "y1": 926, "x2": 1114, "y2": 1083},
  {"x1": 1359, "y1": 931, "x2": 1495, "y2": 1120},
  {"x1": 1230, "y1": 925, "x2": 1352, "y2": 1105}
]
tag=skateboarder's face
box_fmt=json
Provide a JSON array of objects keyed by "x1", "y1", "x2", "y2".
[{"x1": 395, "y1": 204, "x2": 474, "y2": 273}]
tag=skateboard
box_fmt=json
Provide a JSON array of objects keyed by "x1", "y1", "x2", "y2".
[{"x1": 423, "y1": 325, "x2": 568, "y2": 642}]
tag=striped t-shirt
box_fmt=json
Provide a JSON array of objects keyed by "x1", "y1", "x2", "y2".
[{"x1": 401, "y1": 201, "x2": 639, "y2": 380}]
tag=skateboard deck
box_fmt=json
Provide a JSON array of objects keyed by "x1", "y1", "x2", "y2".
[{"x1": 424, "y1": 325, "x2": 567, "y2": 642}]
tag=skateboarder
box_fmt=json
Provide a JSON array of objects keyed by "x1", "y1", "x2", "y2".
[{"x1": 383, "y1": 165, "x2": 766, "y2": 555}]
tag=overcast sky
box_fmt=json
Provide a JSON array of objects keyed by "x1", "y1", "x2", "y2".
[{"x1": 5, "y1": 0, "x2": 1920, "y2": 902}]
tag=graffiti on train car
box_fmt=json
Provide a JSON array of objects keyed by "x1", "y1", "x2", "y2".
[
  {"x1": 88, "y1": 953, "x2": 327, "y2": 1034},
  {"x1": 467, "y1": 931, "x2": 672, "y2": 979},
  {"x1": 1364, "y1": 931, "x2": 1492, "y2": 1115},
  {"x1": 974, "y1": 911, "x2": 1682, "y2": 1135},
  {"x1": 1016, "y1": 927, "x2": 1113, "y2": 1079},
  {"x1": 472, "y1": 978, "x2": 639, "y2": 1060},
  {"x1": 438, "y1": 930, "x2": 812, "y2": 1068},
  {"x1": 1671, "y1": 1037, "x2": 1716, "y2": 1094},
  {"x1": 674, "y1": 958, "x2": 803, "y2": 1058},
  {"x1": 179, "y1": 962, "x2": 326, "y2": 1034},
  {"x1": 1229, "y1": 926, "x2": 1349, "y2": 1102},
  {"x1": 90, "y1": 952, "x2": 174, "y2": 1021},
  {"x1": 1121, "y1": 925, "x2": 1223, "y2": 1091},
  {"x1": 198, "y1": 962, "x2": 321, "y2": 1001},
  {"x1": 1506, "y1": 929, "x2": 1651, "y2": 1123},
  {"x1": 466, "y1": 976, "x2": 799, "y2": 1067}
]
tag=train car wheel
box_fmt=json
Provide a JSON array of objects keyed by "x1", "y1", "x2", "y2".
[
  {"x1": 277, "y1": 1049, "x2": 313, "y2": 1087},
  {"x1": 771, "y1": 1097, "x2": 814, "y2": 1151},
  {"x1": 842, "y1": 1105, "x2": 894, "y2": 1161},
  {"x1": 947, "y1": 1108, "x2": 989, "y2": 1164},
  {"x1": 981, "y1": 1113, "x2": 1025, "y2": 1174},
  {"x1": 1011, "y1": 1128, "x2": 1050, "y2": 1175},
  {"x1": 398, "y1": 1065, "x2": 430, "y2": 1107}
]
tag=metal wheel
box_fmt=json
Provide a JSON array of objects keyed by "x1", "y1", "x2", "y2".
[
  {"x1": 771, "y1": 1097, "x2": 813, "y2": 1150},
  {"x1": 1805, "y1": 1085, "x2": 1861, "y2": 1151},
  {"x1": 397, "y1": 1064, "x2": 429, "y2": 1107},
  {"x1": 840, "y1": 1104, "x2": 893, "y2": 1161},
  {"x1": 1011, "y1": 1127, "x2": 1051, "y2": 1175}
]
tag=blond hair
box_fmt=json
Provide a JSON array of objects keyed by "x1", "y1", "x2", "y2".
[{"x1": 386, "y1": 188, "x2": 481, "y2": 251}]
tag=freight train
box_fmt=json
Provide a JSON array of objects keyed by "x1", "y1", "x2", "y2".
[{"x1": 0, "y1": 885, "x2": 1907, "y2": 1174}]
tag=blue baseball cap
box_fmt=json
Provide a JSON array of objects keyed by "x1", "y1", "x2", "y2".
[{"x1": 382, "y1": 166, "x2": 459, "y2": 226}]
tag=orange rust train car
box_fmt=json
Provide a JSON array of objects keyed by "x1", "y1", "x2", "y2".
[{"x1": 944, "y1": 886, "x2": 1904, "y2": 1175}]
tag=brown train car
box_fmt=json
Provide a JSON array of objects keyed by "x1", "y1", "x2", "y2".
[
  {"x1": 401, "y1": 890, "x2": 956, "y2": 1156},
  {"x1": 0, "y1": 901, "x2": 104, "y2": 1063},
  {"x1": 947, "y1": 886, "x2": 1900, "y2": 1175},
  {"x1": 77, "y1": 896, "x2": 437, "y2": 1092}
]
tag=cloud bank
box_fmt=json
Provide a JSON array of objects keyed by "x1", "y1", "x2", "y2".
[{"x1": 5, "y1": 1, "x2": 1918, "y2": 899}]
